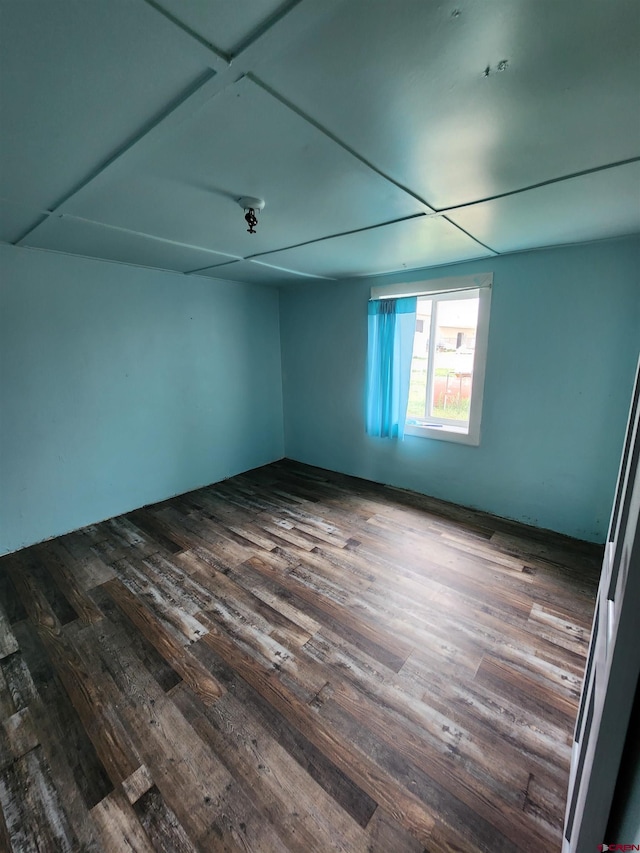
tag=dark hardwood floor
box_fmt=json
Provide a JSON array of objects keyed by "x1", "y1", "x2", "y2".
[{"x1": 0, "y1": 460, "x2": 601, "y2": 852}]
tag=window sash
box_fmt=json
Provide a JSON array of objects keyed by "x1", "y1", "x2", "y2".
[
  {"x1": 411, "y1": 290, "x2": 478, "y2": 428},
  {"x1": 404, "y1": 281, "x2": 491, "y2": 446}
]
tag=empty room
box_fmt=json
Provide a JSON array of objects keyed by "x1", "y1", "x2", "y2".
[{"x1": 1, "y1": 1, "x2": 639, "y2": 851}]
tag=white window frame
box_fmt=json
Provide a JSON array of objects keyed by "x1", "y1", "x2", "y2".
[{"x1": 370, "y1": 272, "x2": 492, "y2": 446}]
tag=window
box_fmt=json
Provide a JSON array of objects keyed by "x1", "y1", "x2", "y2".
[
  {"x1": 407, "y1": 290, "x2": 479, "y2": 435},
  {"x1": 370, "y1": 273, "x2": 491, "y2": 445}
]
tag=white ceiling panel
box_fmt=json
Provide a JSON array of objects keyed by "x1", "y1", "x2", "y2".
[
  {"x1": 61, "y1": 77, "x2": 428, "y2": 258},
  {"x1": 447, "y1": 162, "x2": 640, "y2": 254},
  {"x1": 23, "y1": 217, "x2": 237, "y2": 273},
  {"x1": 155, "y1": 0, "x2": 292, "y2": 55},
  {"x1": 0, "y1": 0, "x2": 214, "y2": 211},
  {"x1": 193, "y1": 259, "x2": 333, "y2": 284},
  {"x1": 0, "y1": 200, "x2": 46, "y2": 245},
  {"x1": 253, "y1": 216, "x2": 495, "y2": 280},
  {"x1": 256, "y1": 0, "x2": 640, "y2": 209}
]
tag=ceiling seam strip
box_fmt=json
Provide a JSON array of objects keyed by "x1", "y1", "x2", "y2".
[
  {"x1": 0, "y1": 197, "x2": 52, "y2": 218},
  {"x1": 8, "y1": 243, "x2": 211, "y2": 276},
  {"x1": 141, "y1": 0, "x2": 231, "y2": 64},
  {"x1": 248, "y1": 74, "x2": 436, "y2": 212},
  {"x1": 238, "y1": 259, "x2": 336, "y2": 279},
  {"x1": 185, "y1": 261, "x2": 239, "y2": 274},
  {"x1": 441, "y1": 156, "x2": 640, "y2": 214},
  {"x1": 244, "y1": 214, "x2": 428, "y2": 260},
  {"x1": 184, "y1": 259, "x2": 335, "y2": 280},
  {"x1": 229, "y1": 0, "x2": 308, "y2": 57},
  {"x1": 51, "y1": 214, "x2": 242, "y2": 261},
  {"x1": 13, "y1": 69, "x2": 220, "y2": 246},
  {"x1": 141, "y1": 0, "x2": 313, "y2": 64},
  {"x1": 439, "y1": 216, "x2": 499, "y2": 256}
]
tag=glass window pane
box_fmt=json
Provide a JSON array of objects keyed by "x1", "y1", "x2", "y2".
[{"x1": 430, "y1": 297, "x2": 479, "y2": 423}]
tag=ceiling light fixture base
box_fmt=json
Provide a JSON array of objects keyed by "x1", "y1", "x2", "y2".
[{"x1": 238, "y1": 197, "x2": 265, "y2": 212}]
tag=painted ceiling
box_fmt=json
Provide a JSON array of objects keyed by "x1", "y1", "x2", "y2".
[{"x1": 1, "y1": 0, "x2": 639, "y2": 285}]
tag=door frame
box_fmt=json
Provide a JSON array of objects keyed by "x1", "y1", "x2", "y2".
[{"x1": 563, "y1": 355, "x2": 640, "y2": 850}]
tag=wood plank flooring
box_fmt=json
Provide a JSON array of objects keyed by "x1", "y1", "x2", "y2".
[{"x1": 0, "y1": 459, "x2": 601, "y2": 852}]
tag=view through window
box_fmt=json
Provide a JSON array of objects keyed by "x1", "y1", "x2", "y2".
[{"x1": 406, "y1": 291, "x2": 480, "y2": 433}]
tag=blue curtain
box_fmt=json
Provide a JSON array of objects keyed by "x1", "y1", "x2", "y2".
[{"x1": 366, "y1": 296, "x2": 417, "y2": 438}]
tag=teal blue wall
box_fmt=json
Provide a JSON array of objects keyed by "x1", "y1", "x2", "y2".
[
  {"x1": 280, "y1": 236, "x2": 640, "y2": 542},
  {"x1": 0, "y1": 244, "x2": 284, "y2": 554},
  {"x1": 3, "y1": 237, "x2": 638, "y2": 553}
]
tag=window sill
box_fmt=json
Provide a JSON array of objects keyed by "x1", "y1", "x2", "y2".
[{"x1": 404, "y1": 422, "x2": 480, "y2": 446}]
